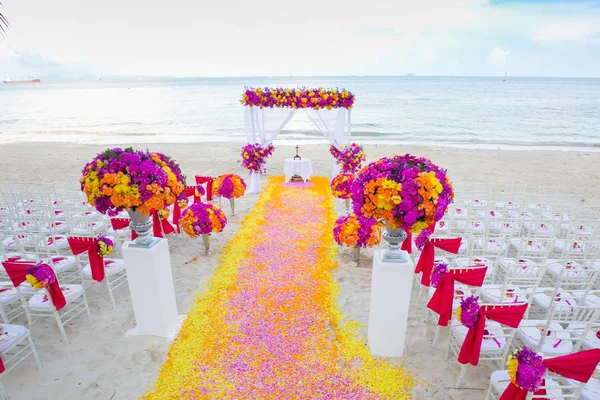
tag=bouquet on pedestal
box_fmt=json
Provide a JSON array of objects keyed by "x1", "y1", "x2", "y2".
[
  {"x1": 180, "y1": 202, "x2": 227, "y2": 255},
  {"x1": 212, "y1": 174, "x2": 247, "y2": 215},
  {"x1": 333, "y1": 213, "x2": 381, "y2": 262}
]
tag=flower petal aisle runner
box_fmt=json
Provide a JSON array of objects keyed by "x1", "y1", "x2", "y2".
[{"x1": 143, "y1": 176, "x2": 415, "y2": 399}]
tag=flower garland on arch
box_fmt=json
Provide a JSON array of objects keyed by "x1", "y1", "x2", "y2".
[{"x1": 241, "y1": 87, "x2": 355, "y2": 110}]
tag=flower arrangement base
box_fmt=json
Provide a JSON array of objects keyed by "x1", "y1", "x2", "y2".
[
  {"x1": 202, "y1": 234, "x2": 211, "y2": 256},
  {"x1": 353, "y1": 247, "x2": 360, "y2": 263},
  {"x1": 127, "y1": 210, "x2": 160, "y2": 248},
  {"x1": 229, "y1": 198, "x2": 236, "y2": 216},
  {"x1": 247, "y1": 172, "x2": 261, "y2": 194},
  {"x1": 381, "y1": 226, "x2": 408, "y2": 263},
  {"x1": 122, "y1": 239, "x2": 179, "y2": 337},
  {"x1": 368, "y1": 249, "x2": 414, "y2": 357}
]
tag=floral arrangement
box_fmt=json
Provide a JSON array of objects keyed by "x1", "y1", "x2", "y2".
[
  {"x1": 338, "y1": 143, "x2": 366, "y2": 173},
  {"x1": 241, "y1": 87, "x2": 355, "y2": 110},
  {"x1": 194, "y1": 185, "x2": 206, "y2": 199},
  {"x1": 25, "y1": 262, "x2": 56, "y2": 289},
  {"x1": 352, "y1": 154, "x2": 454, "y2": 233},
  {"x1": 241, "y1": 143, "x2": 272, "y2": 173},
  {"x1": 416, "y1": 229, "x2": 433, "y2": 250},
  {"x1": 430, "y1": 262, "x2": 448, "y2": 288},
  {"x1": 263, "y1": 143, "x2": 275, "y2": 158},
  {"x1": 181, "y1": 203, "x2": 227, "y2": 237},
  {"x1": 330, "y1": 145, "x2": 343, "y2": 161},
  {"x1": 330, "y1": 173, "x2": 355, "y2": 199},
  {"x1": 333, "y1": 213, "x2": 382, "y2": 248},
  {"x1": 80, "y1": 147, "x2": 186, "y2": 216},
  {"x1": 506, "y1": 347, "x2": 546, "y2": 393},
  {"x1": 178, "y1": 198, "x2": 189, "y2": 208},
  {"x1": 212, "y1": 174, "x2": 247, "y2": 199},
  {"x1": 97, "y1": 235, "x2": 114, "y2": 257},
  {"x1": 456, "y1": 295, "x2": 480, "y2": 328},
  {"x1": 158, "y1": 209, "x2": 170, "y2": 220}
]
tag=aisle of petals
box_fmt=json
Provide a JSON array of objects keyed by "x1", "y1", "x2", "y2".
[{"x1": 143, "y1": 176, "x2": 415, "y2": 399}]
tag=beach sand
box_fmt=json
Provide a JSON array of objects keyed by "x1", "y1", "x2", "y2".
[{"x1": 0, "y1": 142, "x2": 599, "y2": 400}]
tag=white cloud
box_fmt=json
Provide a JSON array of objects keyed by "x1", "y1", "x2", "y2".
[{"x1": 487, "y1": 46, "x2": 510, "y2": 65}]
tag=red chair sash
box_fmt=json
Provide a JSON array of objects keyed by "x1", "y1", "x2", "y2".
[
  {"x1": 427, "y1": 267, "x2": 488, "y2": 327},
  {"x1": 67, "y1": 237, "x2": 105, "y2": 282},
  {"x1": 1, "y1": 261, "x2": 66, "y2": 311},
  {"x1": 195, "y1": 176, "x2": 214, "y2": 201},
  {"x1": 458, "y1": 303, "x2": 528, "y2": 366},
  {"x1": 111, "y1": 218, "x2": 137, "y2": 240},
  {"x1": 401, "y1": 231, "x2": 412, "y2": 254},
  {"x1": 500, "y1": 349, "x2": 600, "y2": 399},
  {"x1": 415, "y1": 237, "x2": 462, "y2": 286},
  {"x1": 151, "y1": 210, "x2": 175, "y2": 237}
]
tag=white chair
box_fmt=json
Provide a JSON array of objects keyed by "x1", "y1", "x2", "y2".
[
  {"x1": 444, "y1": 302, "x2": 526, "y2": 388},
  {"x1": 515, "y1": 303, "x2": 600, "y2": 357},
  {"x1": 485, "y1": 368, "x2": 584, "y2": 399},
  {"x1": 0, "y1": 324, "x2": 42, "y2": 399},
  {"x1": 0, "y1": 282, "x2": 26, "y2": 325},
  {"x1": 481, "y1": 260, "x2": 547, "y2": 310}
]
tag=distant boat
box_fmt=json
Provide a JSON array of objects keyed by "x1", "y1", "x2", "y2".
[
  {"x1": 503, "y1": 72, "x2": 507, "y2": 82},
  {"x1": 407, "y1": 73, "x2": 416, "y2": 77},
  {"x1": 3, "y1": 76, "x2": 41, "y2": 84}
]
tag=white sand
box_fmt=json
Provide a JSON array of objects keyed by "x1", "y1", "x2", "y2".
[{"x1": 0, "y1": 142, "x2": 598, "y2": 400}]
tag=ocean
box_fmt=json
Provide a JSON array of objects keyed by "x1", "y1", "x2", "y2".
[{"x1": 1, "y1": 76, "x2": 599, "y2": 150}]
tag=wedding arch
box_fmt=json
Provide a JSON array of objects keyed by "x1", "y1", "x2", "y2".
[{"x1": 241, "y1": 87, "x2": 356, "y2": 192}]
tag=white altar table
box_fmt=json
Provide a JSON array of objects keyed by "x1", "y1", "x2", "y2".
[{"x1": 283, "y1": 158, "x2": 313, "y2": 182}]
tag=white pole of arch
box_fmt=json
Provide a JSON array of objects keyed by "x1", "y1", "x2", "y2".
[{"x1": 247, "y1": 107, "x2": 262, "y2": 194}]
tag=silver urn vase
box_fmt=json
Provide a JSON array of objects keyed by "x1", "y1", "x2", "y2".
[
  {"x1": 381, "y1": 224, "x2": 408, "y2": 263},
  {"x1": 229, "y1": 198, "x2": 236, "y2": 216},
  {"x1": 353, "y1": 246, "x2": 361, "y2": 263},
  {"x1": 128, "y1": 209, "x2": 159, "y2": 248}
]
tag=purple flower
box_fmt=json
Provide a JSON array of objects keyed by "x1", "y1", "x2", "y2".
[
  {"x1": 430, "y1": 262, "x2": 448, "y2": 288},
  {"x1": 459, "y1": 295, "x2": 480, "y2": 329}
]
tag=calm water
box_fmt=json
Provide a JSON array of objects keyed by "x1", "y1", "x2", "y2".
[{"x1": 1, "y1": 76, "x2": 599, "y2": 149}]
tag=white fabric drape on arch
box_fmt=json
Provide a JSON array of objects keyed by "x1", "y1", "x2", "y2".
[
  {"x1": 304, "y1": 108, "x2": 352, "y2": 177},
  {"x1": 244, "y1": 107, "x2": 297, "y2": 147}
]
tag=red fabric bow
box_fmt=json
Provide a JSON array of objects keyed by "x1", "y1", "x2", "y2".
[
  {"x1": 500, "y1": 349, "x2": 600, "y2": 399},
  {"x1": 110, "y1": 218, "x2": 136, "y2": 240},
  {"x1": 1, "y1": 261, "x2": 66, "y2": 311},
  {"x1": 401, "y1": 231, "x2": 412, "y2": 254},
  {"x1": 151, "y1": 210, "x2": 175, "y2": 237},
  {"x1": 415, "y1": 237, "x2": 462, "y2": 286},
  {"x1": 458, "y1": 303, "x2": 528, "y2": 366},
  {"x1": 67, "y1": 237, "x2": 104, "y2": 282},
  {"x1": 195, "y1": 176, "x2": 214, "y2": 201},
  {"x1": 427, "y1": 266, "x2": 488, "y2": 326}
]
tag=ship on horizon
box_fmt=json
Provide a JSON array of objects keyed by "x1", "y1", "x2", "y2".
[{"x1": 3, "y1": 76, "x2": 41, "y2": 84}]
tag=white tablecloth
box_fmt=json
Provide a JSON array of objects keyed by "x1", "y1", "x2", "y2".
[{"x1": 283, "y1": 158, "x2": 313, "y2": 182}]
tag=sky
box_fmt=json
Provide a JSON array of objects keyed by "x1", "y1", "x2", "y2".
[{"x1": 0, "y1": 0, "x2": 599, "y2": 78}]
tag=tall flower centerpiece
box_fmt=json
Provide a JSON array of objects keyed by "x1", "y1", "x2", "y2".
[
  {"x1": 180, "y1": 202, "x2": 227, "y2": 255},
  {"x1": 352, "y1": 154, "x2": 454, "y2": 262},
  {"x1": 212, "y1": 174, "x2": 247, "y2": 215},
  {"x1": 80, "y1": 147, "x2": 186, "y2": 246},
  {"x1": 330, "y1": 173, "x2": 355, "y2": 212},
  {"x1": 333, "y1": 213, "x2": 382, "y2": 262}
]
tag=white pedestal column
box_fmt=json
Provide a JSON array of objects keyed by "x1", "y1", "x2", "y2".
[
  {"x1": 368, "y1": 249, "x2": 415, "y2": 357},
  {"x1": 123, "y1": 239, "x2": 179, "y2": 338},
  {"x1": 247, "y1": 172, "x2": 261, "y2": 194}
]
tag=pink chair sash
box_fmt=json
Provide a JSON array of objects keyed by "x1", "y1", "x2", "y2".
[
  {"x1": 1, "y1": 261, "x2": 66, "y2": 311},
  {"x1": 415, "y1": 237, "x2": 462, "y2": 286},
  {"x1": 458, "y1": 303, "x2": 528, "y2": 366},
  {"x1": 401, "y1": 231, "x2": 412, "y2": 254},
  {"x1": 500, "y1": 349, "x2": 600, "y2": 399},
  {"x1": 67, "y1": 237, "x2": 105, "y2": 282},
  {"x1": 427, "y1": 266, "x2": 488, "y2": 326}
]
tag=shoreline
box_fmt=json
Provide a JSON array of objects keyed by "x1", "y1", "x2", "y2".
[{"x1": 1, "y1": 135, "x2": 599, "y2": 153}]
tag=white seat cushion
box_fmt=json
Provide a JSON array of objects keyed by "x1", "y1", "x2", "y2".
[
  {"x1": 28, "y1": 284, "x2": 84, "y2": 310},
  {"x1": 533, "y1": 288, "x2": 577, "y2": 311},
  {"x1": 38, "y1": 236, "x2": 69, "y2": 251},
  {"x1": 71, "y1": 222, "x2": 106, "y2": 235},
  {"x1": 0, "y1": 324, "x2": 29, "y2": 352},
  {"x1": 451, "y1": 319, "x2": 506, "y2": 352},
  {"x1": 546, "y1": 259, "x2": 583, "y2": 278},
  {"x1": 48, "y1": 256, "x2": 78, "y2": 273},
  {"x1": 517, "y1": 320, "x2": 574, "y2": 355},
  {"x1": 480, "y1": 285, "x2": 531, "y2": 303},
  {"x1": 82, "y1": 259, "x2": 125, "y2": 279},
  {"x1": 566, "y1": 323, "x2": 600, "y2": 350},
  {"x1": 0, "y1": 286, "x2": 19, "y2": 304},
  {"x1": 578, "y1": 369, "x2": 600, "y2": 400},
  {"x1": 2, "y1": 237, "x2": 18, "y2": 249},
  {"x1": 490, "y1": 370, "x2": 562, "y2": 397}
]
